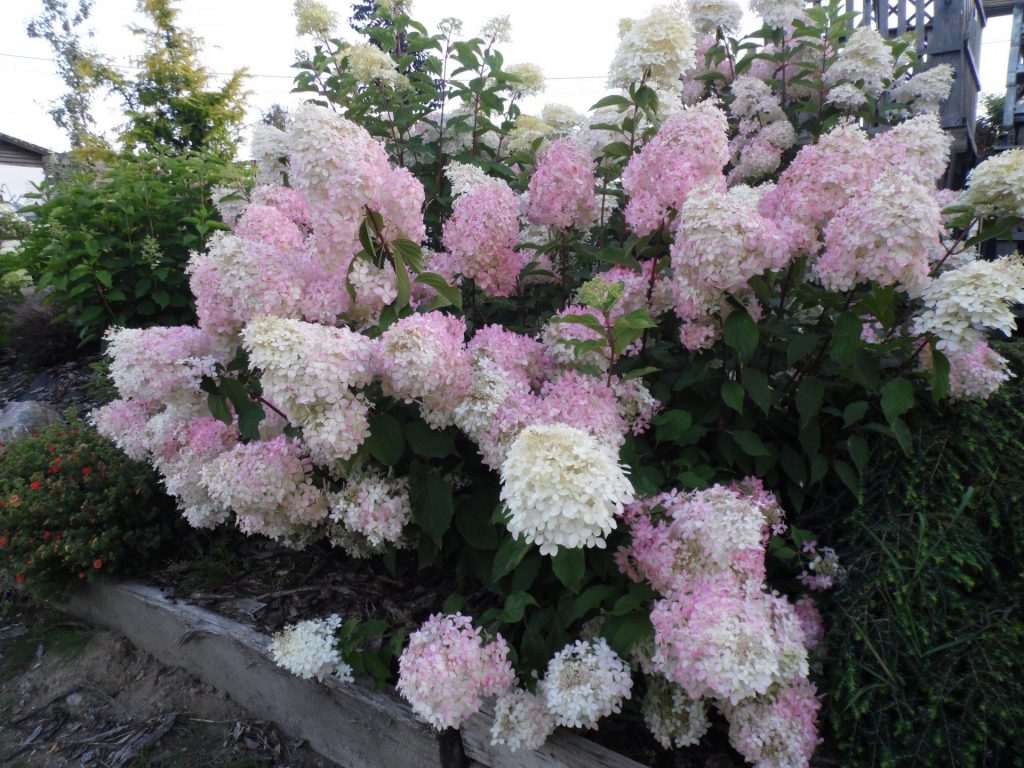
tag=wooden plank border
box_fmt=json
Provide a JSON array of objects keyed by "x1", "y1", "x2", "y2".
[{"x1": 66, "y1": 582, "x2": 646, "y2": 768}]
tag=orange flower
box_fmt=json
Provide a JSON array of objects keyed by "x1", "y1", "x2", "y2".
[
  {"x1": 93, "y1": 559, "x2": 103, "y2": 570},
  {"x1": 9, "y1": 495, "x2": 19, "y2": 508}
]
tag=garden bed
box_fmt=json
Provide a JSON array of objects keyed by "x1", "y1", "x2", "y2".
[{"x1": 65, "y1": 580, "x2": 648, "y2": 768}]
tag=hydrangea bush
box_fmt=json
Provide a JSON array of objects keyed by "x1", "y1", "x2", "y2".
[{"x1": 93, "y1": 0, "x2": 1024, "y2": 764}]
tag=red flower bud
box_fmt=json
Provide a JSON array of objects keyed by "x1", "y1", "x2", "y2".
[
  {"x1": 30, "y1": 480, "x2": 41, "y2": 490},
  {"x1": 93, "y1": 559, "x2": 103, "y2": 570},
  {"x1": 15, "y1": 574, "x2": 25, "y2": 584}
]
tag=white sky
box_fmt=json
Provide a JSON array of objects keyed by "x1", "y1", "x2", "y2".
[{"x1": 0, "y1": 0, "x2": 1016, "y2": 201}]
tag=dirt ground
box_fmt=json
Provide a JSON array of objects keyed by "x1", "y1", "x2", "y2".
[{"x1": 0, "y1": 605, "x2": 333, "y2": 768}]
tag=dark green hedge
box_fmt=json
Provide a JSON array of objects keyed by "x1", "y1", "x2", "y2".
[{"x1": 819, "y1": 342, "x2": 1024, "y2": 767}]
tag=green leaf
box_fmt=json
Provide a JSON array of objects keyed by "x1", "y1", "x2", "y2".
[
  {"x1": 237, "y1": 401, "x2": 266, "y2": 441},
  {"x1": 455, "y1": 504, "x2": 499, "y2": 550},
  {"x1": 732, "y1": 430, "x2": 771, "y2": 457},
  {"x1": 496, "y1": 591, "x2": 538, "y2": 623},
  {"x1": 366, "y1": 413, "x2": 404, "y2": 466},
  {"x1": 207, "y1": 392, "x2": 232, "y2": 425},
  {"x1": 604, "y1": 610, "x2": 654, "y2": 657},
  {"x1": 564, "y1": 585, "x2": 620, "y2": 624},
  {"x1": 589, "y1": 94, "x2": 631, "y2": 110},
  {"x1": 653, "y1": 409, "x2": 692, "y2": 442},
  {"x1": 930, "y1": 346, "x2": 950, "y2": 403},
  {"x1": 410, "y1": 472, "x2": 454, "y2": 545},
  {"x1": 723, "y1": 310, "x2": 758, "y2": 362},
  {"x1": 414, "y1": 272, "x2": 462, "y2": 309},
  {"x1": 843, "y1": 401, "x2": 869, "y2": 428},
  {"x1": 795, "y1": 379, "x2": 824, "y2": 429},
  {"x1": 722, "y1": 380, "x2": 745, "y2": 413},
  {"x1": 787, "y1": 333, "x2": 820, "y2": 366},
  {"x1": 830, "y1": 313, "x2": 862, "y2": 365},
  {"x1": 552, "y1": 312, "x2": 606, "y2": 336},
  {"x1": 492, "y1": 535, "x2": 532, "y2": 582},
  {"x1": 552, "y1": 548, "x2": 586, "y2": 593},
  {"x1": 392, "y1": 238, "x2": 425, "y2": 272},
  {"x1": 391, "y1": 249, "x2": 411, "y2": 311},
  {"x1": 742, "y1": 368, "x2": 774, "y2": 414},
  {"x1": 404, "y1": 420, "x2": 455, "y2": 458},
  {"x1": 95, "y1": 269, "x2": 113, "y2": 288},
  {"x1": 833, "y1": 458, "x2": 860, "y2": 495},
  {"x1": 881, "y1": 378, "x2": 915, "y2": 425},
  {"x1": 848, "y1": 434, "x2": 869, "y2": 473}
]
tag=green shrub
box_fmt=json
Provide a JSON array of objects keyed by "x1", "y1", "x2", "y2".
[
  {"x1": 819, "y1": 342, "x2": 1024, "y2": 767},
  {"x1": 20, "y1": 151, "x2": 239, "y2": 344},
  {"x1": 0, "y1": 412, "x2": 176, "y2": 598}
]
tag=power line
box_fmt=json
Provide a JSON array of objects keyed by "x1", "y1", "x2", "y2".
[{"x1": 0, "y1": 51, "x2": 613, "y2": 82}]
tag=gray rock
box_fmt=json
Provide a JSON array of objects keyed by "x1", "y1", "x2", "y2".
[{"x1": 0, "y1": 400, "x2": 61, "y2": 441}]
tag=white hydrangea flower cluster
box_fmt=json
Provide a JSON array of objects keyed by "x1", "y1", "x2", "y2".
[
  {"x1": 608, "y1": 3, "x2": 696, "y2": 94},
  {"x1": 750, "y1": 0, "x2": 805, "y2": 28},
  {"x1": 329, "y1": 470, "x2": 412, "y2": 549},
  {"x1": 347, "y1": 258, "x2": 399, "y2": 328},
  {"x1": 687, "y1": 0, "x2": 743, "y2": 35},
  {"x1": 499, "y1": 424, "x2": 635, "y2": 556},
  {"x1": 540, "y1": 638, "x2": 633, "y2": 729},
  {"x1": 825, "y1": 27, "x2": 894, "y2": 96},
  {"x1": 960, "y1": 148, "x2": 1024, "y2": 218},
  {"x1": 507, "y1": 114, "x2": 555, "y2": 153},
  {"x1": 642, "y1": 675, "x2": 710, "y2": 749},
  {"x1": 345, "y1": 42, "x2": 406, "y2": 88},
  {"x1": 453, "y1": 360, "x2": 528, "y2": 446},
  {"x1": 490, "y1": 688, "x2": 556, "y2": 752},
  {"x1": 445, "y1": 161, "x2": 500, "y2": 198},
  {"x1": 242, "y1": 315, "x2": 377, "y2": 465},
  {"x1": 540, "y1": 103, "x2": 583, "y2": 131},
  {"x1": 914, "y1": 256, "x2": 1024, "y2": 351},
  {"x1": 250, "y1": 123, "x2": 289, "y2": 185},
  {"x1": 825, "y1": 83, "x2": 868, "y2": 112},
  {"x1": 892, "y1": 64, "x2": 954, "y2": 114},
  {"x1": 506, "y1": 62, "x2": 546, "y2": 96},
  {"x1": 269, "y1": 614, "x2": 352, "y2": 682},
  {"x1": 293, "y1": 0, "x2": 338, "y2": 40}
]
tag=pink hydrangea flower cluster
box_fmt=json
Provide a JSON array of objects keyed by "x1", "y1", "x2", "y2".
[
  {"x1": 816, "y1": 171, "x2": 941, "y2": 297},
  {"x1": 467, "y1": 324, "x2": 550, "y2": 389},
  {"x1": 103, "y1": 325, "x2": 228, "y2": 402},
  {"x1": 670, "y1": 184, "x2": 795, "y2": 323},
  {"x1": 329, "y1": 470, "x2": 411, "y2": 550},
  {"x1": 526, "y1": 137, "x2": 599, "y2": 230},
  {"x1": 442, "y1": 180, "x2": 523, "y2": 297},
  {"x1": 592, "y1": 261, "x2": 674, "y2": 318},
  {"x1": 622, "y1": 101, "x2": 729, "y2": 235},
  {"x1": 921, "y1": 339, "x2": 1014, "y2": 401},
  {"x1": 377, "y1": 312, "x2": 472, "y2": 424},
  {"x1": 397, "y1": 613, "x2": 515, "y2": 730},
  {"x1": 288, "y1": 103, "x2": 424, "y2": 263},
  {"x1": 200, "y1": 435, "x2": 326, "y2": 540},
  {"x1": 91, "y1": 399, "x2": 155, "y2": 462},
  {"x1": 722, "y1": 679, "x2": 822, "y2": 768},
  {"x1": 759, "y1": 122, "x2": 876, "y2": 233},
  {"x1": 159, "y1": 416, "x2": 240, "y2": 529},
  {"x1": 616, "y1": 484, "x2": 780, "y2": 594},
  {"x1": 189, "y1": 105, "x2": 425, "y2": 336},
  {"x1": 650, "y1": 576, "x2": 809, "y2": 704}
]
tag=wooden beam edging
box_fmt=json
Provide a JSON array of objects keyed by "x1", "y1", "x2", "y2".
[{"x1": 65, "y1": 582, "x2": 646, "y2": 768}]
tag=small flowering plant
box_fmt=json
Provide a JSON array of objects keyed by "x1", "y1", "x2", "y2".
[
  {"x1": 93, "y1": 0, "x2": 1024, "y2": 763},
  {"x1": 0, "y1": 414, "x2": 174, "y2": 597}
]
